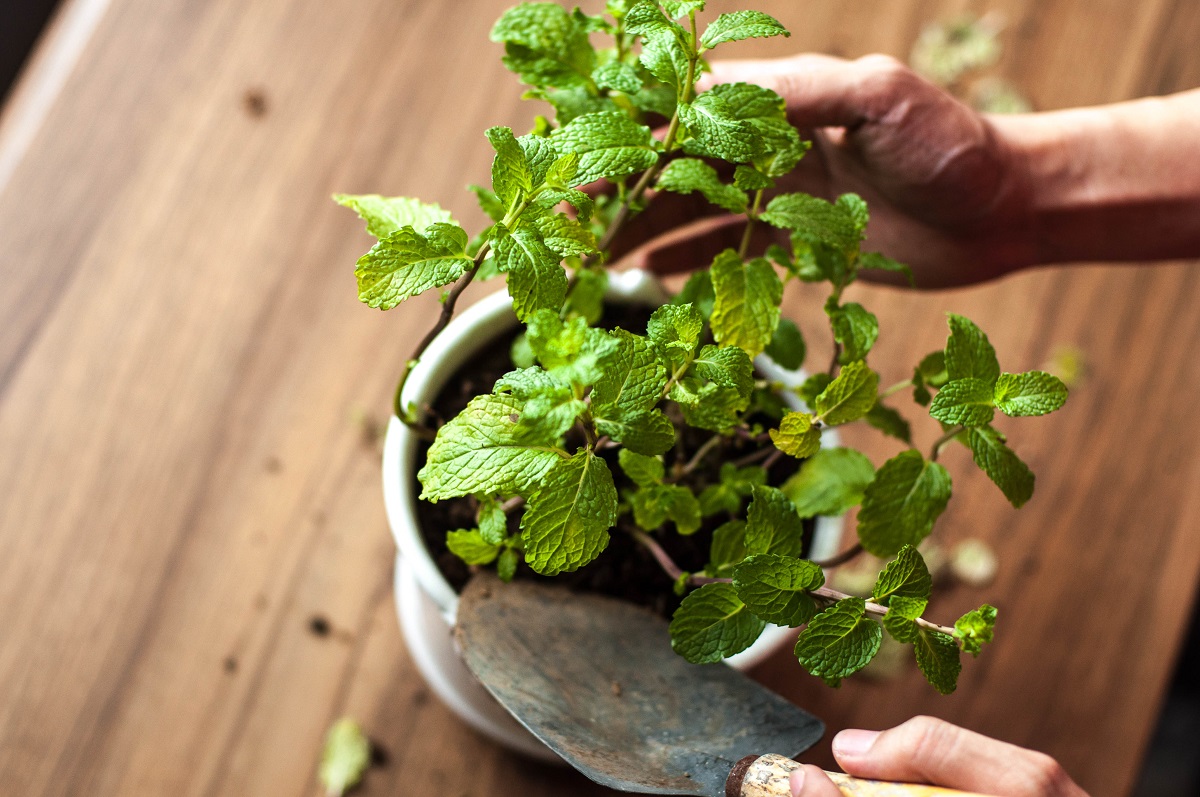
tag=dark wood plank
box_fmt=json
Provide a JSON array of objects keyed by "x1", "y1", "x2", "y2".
[{"x1": 0, "y1": 2, "x2": 1196, "y2": 797}]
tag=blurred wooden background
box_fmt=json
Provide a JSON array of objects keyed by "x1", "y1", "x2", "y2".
[{"x1": 1, "y1": 0, "x2": 1199, "y2": 795}]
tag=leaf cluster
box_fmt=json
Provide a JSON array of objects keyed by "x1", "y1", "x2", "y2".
[{"x1": 335, "y1": 0, "x2": 1067, "y2": 695}]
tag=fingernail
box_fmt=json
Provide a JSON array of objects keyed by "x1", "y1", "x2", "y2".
[
  {"x1": 833, "y1": 729, "x2": 880, "y2": 757},
  {"x1": 789, "y1": 766, "x2": 806, "y2": 796}
]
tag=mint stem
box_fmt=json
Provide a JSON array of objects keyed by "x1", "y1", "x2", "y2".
[
  {"x1": 634, "y1": 531, "x2": 957, "y2": 637},
  {"x1": 810, "y1": 543, "x2": 864, "y2": 569},
  {"x1": 930, "y1": 424, "x2": 965, "y2": 461}
]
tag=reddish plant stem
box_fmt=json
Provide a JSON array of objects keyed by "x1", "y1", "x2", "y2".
[
  {"x1": 632, "y1": 530, "x2": 956, "y2": 635},
  {"x1": 810, "y1": 543, "x2": 864, "y2": 569}
]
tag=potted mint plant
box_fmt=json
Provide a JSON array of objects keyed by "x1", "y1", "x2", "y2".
[{"x1": 337, "y1": 0, "x2": 1067, "y2": 756}]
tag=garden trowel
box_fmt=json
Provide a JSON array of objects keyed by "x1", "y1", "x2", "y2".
[{"x1": 455, "y1": 574, "x2": 987, "y2": 797}]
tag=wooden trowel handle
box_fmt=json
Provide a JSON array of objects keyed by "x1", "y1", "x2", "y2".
[{"x1": 728, "y1": 754, "x2": 991, "y2": 797}]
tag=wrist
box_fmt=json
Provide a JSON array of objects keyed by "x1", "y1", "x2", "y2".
[{"x1": 987, "y1": 91, "x2": 1200, "y2": 267}]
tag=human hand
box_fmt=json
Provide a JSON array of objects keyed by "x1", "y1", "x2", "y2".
[
  {"x1": 788, "y1": 716, "x2": 1089, "y2": 797},
  {"x1": 612, "y1": 54, "x2": 1035, "y2": 288}
]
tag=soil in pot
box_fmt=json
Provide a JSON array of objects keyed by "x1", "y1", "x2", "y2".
[{"x1": 414, "y1": 304, "x2": 814, "y2": 619}]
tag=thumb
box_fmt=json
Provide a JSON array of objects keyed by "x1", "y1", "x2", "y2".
[
  {"x1": 831, "y1": 718, "x2": 1088, "y2": 797},
  {"x1": 790, "y1": 764, "x2": 845, "y2": 797}
]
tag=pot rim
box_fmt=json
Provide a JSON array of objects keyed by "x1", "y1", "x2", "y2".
[{"x1": 382, "y1": 270, "x2": 843, "y2": 647}]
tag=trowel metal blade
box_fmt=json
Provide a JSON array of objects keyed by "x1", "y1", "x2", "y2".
[{"x1": 455, "y1": 574, "x2": 824, "y2": 796}]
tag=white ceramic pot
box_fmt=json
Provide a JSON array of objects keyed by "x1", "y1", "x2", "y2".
[{"x1": 382, "y1": 270, "x2": 843, "y2": 761}]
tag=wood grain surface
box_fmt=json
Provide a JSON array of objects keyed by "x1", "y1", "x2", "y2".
[{"x1": 1, "y1": 1, "x2": 1198, "y2": 796}]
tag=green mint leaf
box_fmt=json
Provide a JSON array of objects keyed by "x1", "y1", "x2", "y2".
[
  {"x1": 829, "y1": 302, "x2": 879, "y2": 363},
  {"x1": 781, "y1": 447, "x2": 875, "y2": 518},
  {"x1": 678, "y1": 92, "x2": 764, "y2": 163},
  {"x1": 708, "y1": 519, "x2": 748, "y2": 573},
  {"x1": 497, "y1": 547, "x2": 520, "y2": 582},
  {"x1": 814, "y1": 360, "x2": 879, "y2": 425},
  {"x1": 592, "y1": 328, "x2": 668, "y2": 414},
  {"x1": 563, "y1": 266, "x2": 607, "y2": 324},
  {"x1": 700, "y1": 10, "x2": 789, "y2": 49},
  {"x1": 592, "y1": 61, "x2": 642, "y2": 94},
  {"x1": 837, "y1": 193, "x2": 869, "y2": 234},
  {"x1": 872, "y1": 544, "x2": 932, "y2": 604},
  {"x1": 793, "y1": 597, "x2": 883, "y2": 683},
  {"x1": 648, "y1": 302, "x2": 704, "y2": 364},
  {"x1": 618, "y1": 449, "x2": 663, "y2": 487},
  {"x1": 677, "y1": 383, "x2": 745, "y2": 432},
  {"x1": 493, "y1": 224, "x2": 568, "y2": 321},
  {"x1": 519, "y1": 133, "x2": 559, "y2": 187},
  {"x1": 534, "y1": 186, "x2": 594, "y2": 221},
  {"x1": 319, "y1": 718, "x2": 372, "y2": 797},
  {"x1": 657, "y1": 158, "x2": 748, "y2": 214},
  {"x1": 699, "y1": 463, "x2": 766, "y2": 517},
  {"x1": 630, "y1": 483, "x2": 701, "y2": 534},
  {"x1": 745, "y1": 485, "x2": 806, "y2": 559},
  {"x1": 764, "y1": 318, "x2": 805, "y2": 369},
  {"x1": 446, "y1": 528, "x2": 502, "y2": 565},
  {"x1": 494, "y1": 367, "x2": 584, "y2": 438},
  {"x1": 693, "y1": 344, "x2": 755, "y2": 398},
  {"x1": 912, "y1": 350, "x2": 948, "y2": 406},
  {"x1": 532, "y1": 211, "x2": 599, "y2": 257},
  {"x1": 856, "y1": 450, "x2": 952, "y2": 556},
  {"x1": 521, "y1": 451, "x2": 618, "y2": 575},
  {"x1": 624, "y1": 1, "x2": 686, "y2": 38},
  {"x1": 544, "y1": 151, "x2": 581, "y2": 189},
  {"x1": 669, "y1": 582, "x2": 765, "y2": 664},
  {"x1": 710, "y1": 251, "x2": 782, "y2": 357},
  {"x1": 945, "y1": 313, "x2": 1000, "y2": 384},
  {"x1": 860, "y1": 251, "x2": 915, "y2": 286},
  {"x1": 355, "y1": 223, "x2": 471, "y2": 310},
  {"x1": 929, "y1": 377, "x2": 996, "y2": 427},
  {"x1": 881, "y1": 595, "x2": 926, "y2": 643},
  {"x1": 673, "y1": 270, "x2": 715, "y2": 320},
  {"x1": 661, "y1": 0, "x2": 705, "y2": 17},
  {"x1": 551, "y1": 112, "x2": 659, "y2": 185},
  {"x1": 733, "y1": 553, "x2": 823, "y2": 626},
  {"x1": 993, "y1": 371, "x2": 1068, "y2": 417},
  {"x1": 865, "y1": 403, "x2": 912, "y2": 444},
  {"x1": 511, "y1": 332, "x2": 536, "y2": 369},
  {"x1": 469, "y1": 185, "x2": 506, "y2": 223},
  {"x1": 734, "y1": 164, "x2": 774, "y2": 191},
  {"x1": 966, "y1": 425, "x2": 1034, "y2": 508},
  {"x1": 915, "y1": 628, "x2": 962, "y2": 694},
  {"x1": 418, "y1": 393, "x2": 564, "y2": 500},
  {"x1": 486, "y1": 126, "x2": 532, "y2": 207},
  {"x1": 527, "y1": 86, "x2": 618, "y2": 125},
  {"x1": 759, "y1": 193, "x2": 861, "y2": 254},
  {"x1": 491, "y1": 3, "x2": 596, "y2": 90},
  {"x1": 477, "y1": 495, "x2": 508, "y2": 545},
  {"x1": 707, "y1": 83, "x2": 798, "y2": 154},
  {"x1": 335, "y1": 194, "x2": 454, "y2": 239},
  {"x1": 796, "y1": 372, "x2": 831, "y2": 410},
  {"x1": 638, "y1": 29, "x2": 690, "y2": 95},
  {"x1": 759, "y1": 138, "x2": 812, "y2": 179},
  {"x1": 770, "y1": 411, "x2": 822, "y2": 459},
  {"x1": 525, "y1": 310, "x2": 618, "y2": 386},
  {"x1": 595, "y1": 408, "x2": 675, "y2": 455},
  {"x1": 631, "y1": 83, "x2": 678, "y2": 117},
  {"x1": 955, "y1": 604, "x2": 998, "y2": 656}
]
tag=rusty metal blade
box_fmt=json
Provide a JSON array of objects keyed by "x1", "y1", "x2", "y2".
[{"x1": 455, "y1": 574, "x2": 824, "y2": 797}]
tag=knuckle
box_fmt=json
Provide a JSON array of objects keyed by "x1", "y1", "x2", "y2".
[
  {"x1": 854, "y1": 53, "x2": 916, "y2": 98},
  {"x1": 901, "y1": 716, "x2": 960, "y2": 777},
  {"x1": 1026, "y1": 753, "x2": 1073, "y2": 795}
]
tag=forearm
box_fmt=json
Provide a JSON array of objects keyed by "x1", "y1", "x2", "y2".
[{"x1": 993, "y1": 88, "x2": 1200, "y2": 267}]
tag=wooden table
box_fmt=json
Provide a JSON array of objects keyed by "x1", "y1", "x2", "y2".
[{"x1": 1, "y1": 1, "x2": 1197, "y2": 795}]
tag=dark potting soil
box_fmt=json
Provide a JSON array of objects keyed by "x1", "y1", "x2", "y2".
[{"x1": 413, "y1": 303, "x2": 814, "y2": 619}]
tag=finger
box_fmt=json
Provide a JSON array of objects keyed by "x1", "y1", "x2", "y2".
[
  {"x1": 617, "y1": 214, "x2": 785, "y2": 275},
  {"x1": 790, "y1": 764, "x2": 845, "y2": 797},
  {"x1": 700, "y1": 53, "x2": 921, "y2": 132},
  {"x1": 832, "y1": 718, "x2": 1089, "y2": 797}
]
